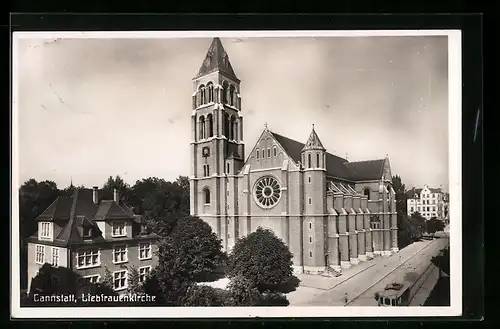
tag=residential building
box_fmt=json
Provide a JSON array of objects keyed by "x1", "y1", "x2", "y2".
[
  {"x1": 27, "y1": 187, "x2": 160, "y2": 293},
  {"x1": 406, "y1": 185, "x2": 446, "y2": 220},
  {"x1": 189, "y1": 37, "x2": 399, "y2": 274}
]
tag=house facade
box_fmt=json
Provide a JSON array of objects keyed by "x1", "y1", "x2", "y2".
[
  {"x1": 27, "y1": 187, "x2": 160, "y2": 293},
  {"x1": 406, "y1": 185, "x2": 446, "y2": 220},
  {"x1": 189, "y1": 38, "x2": 399, "y2": 274}
]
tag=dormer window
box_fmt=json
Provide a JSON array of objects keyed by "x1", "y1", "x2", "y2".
[
  {"x1": 82, "y1": 227, "x2": 93, "y2": 239},
  {"x1": 112, "y1": 221, "x2": 126, "y2": 237},
  {"x1": 363, "y1": 188, "x2": 371, "y2": 200},
  {"x1": 40, "y1": 222, "x2": 51, "y2": 239}
]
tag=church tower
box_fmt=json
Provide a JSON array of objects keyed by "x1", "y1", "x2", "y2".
[
  {"x1": 189, "y1": 38, "x2": 244, "y2": 249},
  {"x1": 301, "y1": 125, "x2": 328, "y2": 270}
]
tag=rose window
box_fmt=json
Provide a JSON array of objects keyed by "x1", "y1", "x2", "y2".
[{"x1": 254, "y1": 176, "x2": 281, "y2": 208}]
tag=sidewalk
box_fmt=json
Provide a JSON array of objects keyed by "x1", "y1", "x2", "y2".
[
  {"x1": 409, "y1": 264, "x2": 441, "y2": 306},
  {"x1": 296, "y1": 257, "x2": 378, "y2": 290},
  {"x1": 288, "y1": 239, "x2": 435, "y2": 306}
]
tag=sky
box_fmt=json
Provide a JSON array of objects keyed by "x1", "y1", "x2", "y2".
[{"x1": 14, "y1": 34, "x2": 450, "y2": 191}]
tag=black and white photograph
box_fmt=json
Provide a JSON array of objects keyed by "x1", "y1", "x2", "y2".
[{"x1": 11, "y1": 30, "x2": 462, "y2": 318}]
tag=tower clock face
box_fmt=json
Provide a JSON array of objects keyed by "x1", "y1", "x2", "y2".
[{"x1": 202, "y1": 147, "x2": 210, "y2": 157}]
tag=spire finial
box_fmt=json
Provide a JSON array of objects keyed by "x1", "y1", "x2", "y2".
[
  {"x1": 264, "y1": 122, "x2": 268, "y2": 129},
  {"x1": 195, "y1": 37, "x2": 238, "y2": 80},
  {"x1": 346, "y1": 152, "x2": 348, "y2": 160},
  {"x1": 312, "y1": 123, "x2": 315, "y2": 129},
  {"x1": 70, "y1": 176, "x2": 74, "y2": 187}
]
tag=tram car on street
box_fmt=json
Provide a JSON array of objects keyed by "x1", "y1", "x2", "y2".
[{"x1": 375, "y1": 282, "x2": 411, "y2": 306}]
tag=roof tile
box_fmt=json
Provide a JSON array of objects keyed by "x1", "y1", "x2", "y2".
[
  {"x1": 344, "y1": 159, "x2": 385, "y2": 181},
  {"x1": 36, "y1": 188, "x2": 145, "y2": 247},
  {"x1": 195, "y1": 38, "x2": 238, "y2": 80},
  {"x1": 270, "y1": 130, "x2": 383, "y2": 182}
]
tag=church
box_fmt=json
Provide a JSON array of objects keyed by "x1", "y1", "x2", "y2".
[{"x1": 189, "y1": 38, "x2": 399, "y2": 274}]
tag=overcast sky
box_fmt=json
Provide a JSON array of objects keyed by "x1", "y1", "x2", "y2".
[{"x1": 15, "y1": 35, "x2": 449, "y2": 191}]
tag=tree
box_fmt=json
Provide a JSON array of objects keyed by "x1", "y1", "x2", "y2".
[
  {"x1": 392, "y1": 175, "x2": 415, "y2": 249},
  {"x1": 25, "y1": 263, "x2": 117, "y2": 306},
  {"x1": 60, "y1": 181, "x2": 76, "y2": 197},
  {"x1": 391, "y1": 175, "x2": 407, "y2": 219},
  {"x1": 127, "y1": 266, "x2": 143, "y2": 295},
  {"x1": 169, "y1": 215, "x2": 226, "y2": 281},
  {"x1": 226, "y1": 227, "x2": 299, "y2": 305},
  {"x1": 100, "y1": 175, "x2": 132, "y2": 204},
  {"x1": 259, "y1": 292, "x2": 290, "y2": 306},
  {"x1": 183, "y1": 285, "x2": 227, "y2": 306},
  {"x1": 101, "y1": 266, "x2": 114, "y2": 291},
  {"x1": 175, "y1": 175, "x2": 190, "y2": 214},
  {"x1": 143, "y1": 215, "x2": 225, "y2": 305},
  {"x1": 226, "y1": 275, "x2": 261, "y2": 306},
  {"x1": 129, "y1": 177, "x2": 190, "y2": 233},
  {"x1": 19, "y1": 179, "x2": 60, "y2": 289},
  {"x1": 427, "y1": 217, "x2": 445, "y2": 238},
  {"x1": 129, "y1": 177, "x2": 167, "y2": 216},
  {"x1": 431, "y1": 247, "x2": 450, "y2": 278},
  {"x1": 19, "y1": 179, "x2": 60, "y2": 238},
  {"x1": 142, "y1": 266, "x2": 194, "y2": 306},
  {"x1": 426, "y1": 217, "x2": 437, "y2": 237}
]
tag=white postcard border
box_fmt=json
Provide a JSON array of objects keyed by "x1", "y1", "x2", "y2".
[{"x1": 11, "y1": 29, "x2": 462, "y2": 318}]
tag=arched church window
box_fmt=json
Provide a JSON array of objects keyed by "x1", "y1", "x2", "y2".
[
  {"x1": 206, "y1": 113, "x2": 213, "y2": 137},
  {"x1": 199, "y1": 116, "x2": 205, "y2": 139},
  {"x1": 198, "y1": 85, "x2": 205, "y2": 105},
  {"x1": 262, "y1": 149, "x2": 265, "y2": 159},
  {"x1": 233, "y1": 119, "x2": 238, "y2": 141},
  {"x1": 267, "y1": 148, "x2": 271, "y2": 158},
  {"x1": 227, "y1": 163, "x2": 230, "y2": 174},
  {"x1": 203, "y1": 164, "x2": 210, "y2": 177},
  {"x1": 229, "y1": 85, "x2": 235, "y2": 106},
  {"x1": 222, "y1": 81, "x2": 229, "y2": 104},
  {"x1": 363, "y1": 188, "x2": 371, "y2": 200},
  {"x1": 207, "y1": 82, "x2": 214, "y2": 103},
  {"x1": 316, "y1": 153, "x2": 320, "y2": 168},
  {"x1": 228, "y1": 116, "x2": 235, "y2": 140},
  {"x1": 308, "y1": 154, "x2": 312, "y2": 168},
  {"x1": 204, "y1": 188, "x2": 211, "y2": 204},
  {"x1": 223, "y1": 112, "x2": 229, "y2": 138},
  {"x1": 253, "y1": 176, "x2": 281, "y2": 209},
  {"x1": 256, "y1": 149, "x2": 260, "y2": 160},
  {"x1": 273, "y1": 146, "x2": 277, "y2": 157}
]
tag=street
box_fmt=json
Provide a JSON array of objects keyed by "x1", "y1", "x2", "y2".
[{"x1": 288, "y1": 229, "x2": 449, "y2": 306}]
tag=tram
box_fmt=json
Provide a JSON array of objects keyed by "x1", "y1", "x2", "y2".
[{"x1": 375, "y1": 282, "x2": 412, "y2": 307}]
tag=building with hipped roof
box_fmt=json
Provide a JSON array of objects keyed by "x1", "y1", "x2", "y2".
[
  {"x1": 27, "y1": 187, "x2": 159, "y2": 293},
  {"x1": 406, "y1": 185, "x2": 447, "y2": 220},
  {"x1": 189, "y1": 38, "x2": 399, "y2": 275}
]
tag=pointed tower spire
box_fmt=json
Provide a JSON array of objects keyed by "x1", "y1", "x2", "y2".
[
  {"x1": 195, "y1": 37, "x2": 239, "y2": 81},
  {"x1": 302, "y1": 125, "x2": 326, "y2": 152}
]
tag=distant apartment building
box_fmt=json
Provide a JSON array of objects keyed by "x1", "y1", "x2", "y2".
[
  {"x1": 406, "y1": 185, "x2": 446, "y2": 220},
  {"x1": 27, "y1": 187, "x2": 160, "y2": 294}
]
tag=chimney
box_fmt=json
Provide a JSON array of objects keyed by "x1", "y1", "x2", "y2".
[
  {"x1": 92, "y1": 186, "x2": 99, "y2": 204},
  {"x1": 113, "y1": 188, "x2": 120, "y2": 203}
]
